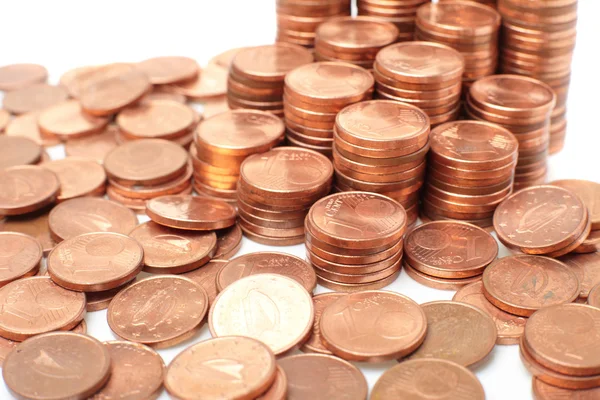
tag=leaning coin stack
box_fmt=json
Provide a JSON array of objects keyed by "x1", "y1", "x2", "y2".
[
  {"x1": 314, "y1": 17, "x2": 399, "y2": 70},
  {"x1": 333, "y1": 100, "x2": 430, "y2": 226},
  {"x1": 237, "y1": 146, "x2": 333, "y2": 246},
  {"x1": 415, "y1": 1, "x2": 501, "y2": 91},
  {"x1": 357, "y1": 0, "x2": 429, "y2": 41},
  {"x1": 305, "y1": 191, "x2": 407, "y2": 292},
  {"x1": 423, "y1": 121, "x2": 519, "y2": 228},
  {"x1": 374, "y1": 41, "x2": 464, "y2": 126},
  {"x1": 276, "y1": 0, "x2": 351, "y2": 47},
  {"x1": 192, "y1": 110, "x2": 285, "y2": 204},
  {"x1": 498, "y1": 0, "x2": 578, "y2": 154},
  {"x1": 466, "y1": 75, "x2": 556, "y2": 190},
  {"x1": 283, "y1": 61, "x2": 374, "y2": 156}
]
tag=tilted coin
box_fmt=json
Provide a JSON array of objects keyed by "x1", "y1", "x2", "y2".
[
  {"x1": 559, "y1": 251, "x2": 600, "y2": 298},
  {"x1": 0, "y1": 166, "x2": 60, "y2": 216},
  {"x1": 301, "y1": 292, "x2": 346, "y2": 355},
  {"x1": 213, "y1": 223, "x2": 243, "y2": 259},
  {"x1": 146, "y1": 195, "x2": 237, "y2": 230},
  {"x1": 0, "y1": 232, "x2": 42, "y2": 287},
  {"x1": 41, "y1": 157, "x2": 107, "y2": 201}
]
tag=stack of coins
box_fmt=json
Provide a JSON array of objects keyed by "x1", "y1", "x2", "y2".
[
  {"x1": 357, "y1": 0, "x2": 428, "y2": 41},
  {"x1": 227, "y1": 44, "x2": 314, "y2": 118},
  {"x1": 466, "y1": 75, "x2": 556, "y2": 190},
  {"x1": 192, "y1": 110, "x2": 285, "y2": 204},
  {"x1": 415, "y1": 1, "x2": 501, "y2": 91},
  {"x1": 373, "y1": 41, "x2": 464, "y2": 126},
  {"x1": 283, "y1": 62, "x2": 374, "y2": 156},
  {"x1": 314, "y1": 17, "x2": 399, "y2": 70},
  {"x1": 305, "y1": 191, "x2": 407, "y2": 292},
  {"x1": 276, "y1": 0, "x2": 351, "y2": 48},
  {"x1": 237, "y1": 146, "x2": 333, "y2": 246},
  {"x1": 440, "y1": 0, "x2": 496, "y2": 7},
  {"x1": 498, "y1": 0, "x2": 578, "y2": 154},
  {"x1": 333, "y1": 100, "x2": 430, "y2": 226},
  {"x1": 423, "y1": 121, "x2": 519, "y2": 228}
]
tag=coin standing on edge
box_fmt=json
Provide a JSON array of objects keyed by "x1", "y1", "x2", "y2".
[
  {"x1": 146, "y1": 195, "x2": 237, "y2": 230},
  {"x1": 0, "y1": 232, "x2": 43, "y2": 287}
]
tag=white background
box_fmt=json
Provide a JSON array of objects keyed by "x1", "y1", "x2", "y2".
[{"x1": 1, "y1": 1, "x2": 600, "y2": 399}]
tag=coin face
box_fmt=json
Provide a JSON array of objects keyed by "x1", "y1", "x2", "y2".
[
  {"x1": 0, "y1": 136, "x2": 42, "y2": 169},
  {"x1": 0, "y1": 232, "x2": 42, "y2": 287},
  {"x1": 0, "y1": 210, "x2": 56, "y2": 255},
  {"x1": 2, "y1": 83, "x2": 69, "y2": 115},
  {"x1": 301, "y1": 292, "x2": 347, "y2": 355},
  {"x1": 233, "y1": 43, "x2": 314, "y2": 79},
  {"x1": 559, "y1": 252, "x2": 600, "y2": 298},
  {"x1": 137, "y1": 56, "x2": 199, "y2": 85},
  {"x1": 317, "y1": 17, "x2": 398, "y2": 49},
  {"x1": 181, "y1": 260, "x2": 228, "y2": 306},
  {"x1": 146, "y1": 195, "x2": 237, "y2": 230},
  {"x1": 0, "y1": 63, "x2": 47, "y2": 91},
  {"x1": 64, "y1": 125, "x2": 119, "y2": 164},
  {"x1": 418, "y1": 2, "x2": 501, "y2": 34},
  {"x1": 0, "y1": 166, "x2": 60, "y2": 216},
  {"x1": 41, "y1": 158, "x2": 107, "y2": 201},
  {"x1": 116, "y1": 99, "x2": 196, "y2": 139},
  {"x1": 553, "y1": 179, "x2": 600, "y2": 230},
  {"x1": 214, "y1": 224, "x2": 243, "y2": 259},
  {"x1": 38, "y1": 100, "x2": 110, "y2": 139}
]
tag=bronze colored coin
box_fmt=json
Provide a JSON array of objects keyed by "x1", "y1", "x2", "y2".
[
  {"x1": 0, "y1": 209, "x2": 56, "y2": 255},
  {"x1": 417, "y1": 1, "x2": 500, "y2": 36},
  {"x1": 64, "y1": 125, "x2": 119, "y2": 163},
  {"x1": 559, "y1": 252, "x2": 600, "y2": 299},
  {"x1": 166, "y1": 64, "x2": 228, "y2": 100},
  {"x1": 589, "y1": 284, "x2": 600, "y2": 308},
  {"x1": 232, "y1": 43, "x2": 314, "y2": 82},
  {"x1": 137, "y1": 56, "x2": 199, "y2": 85},
  {"x1": 47, "y1": 232, "x2": 144, "y2": 292},
  {"x1": 453, "y1": 281, "x2": 527, "y2": 345},
  {"x1": 320, "y1": 290, "x2": 426, "y2": 362},
  {"x1": 108, "y1": 275, "x2": 209, "y2": 348},
  {"x1": 214, "y1": 224, "x2": 243, "y2": 259},
  {"x1": 41, "y1": 157, "x2": 106, "y2": 201},
  {"x1": 0, "y1": 63, "x2": 47, "y2": 91},
  {"x1": 0, "y1": 109, "x2": 8, "y2": 132},
  {"x1": 165, "y1": 336, "x2": 276, "y2": 400},
  {"x1": 533, "y1": 377, "x2": 600, "y2": 400},
  {"x1": 2, "y1": 83, "x2": 69, "y2": 115},
  {"x1": 552, "y1": 179, "x2": 600, "y2": 230},
  {"x1": 110, "y1": 162, "x2": 193, "y2": 200},
  {"x1": 201, "y1": 96, "x2": 231, "y2": 118},
  {"x1": 238, "y1": 224, "x2": 305, "y2": 246},
  {"x1": 0, "y1": 136, "x2": 42, "y2": 169},
  {"x1": 209, "y1": 47, "x2": 245, "y2": 70},
  {"x1": 317, "y1": 269, "x2": 402, "y2": 292},
  {"x1": 257, "y1": 365, "x2": 287, "y2": 400},
  {"x1": 146, "y1": 195, "x2": 237, "y2": 230},
  {"x1": 0, "y1": 232, "x2": 42, "y2": 287},
  {"x1": 86, "y1": 280, "x2": 134, "y2": 312},
  {"x1": 209, "y1": 274, "x2": 313, "y2": 355},
  {"x1": 48, "y1": 197, "x2": 138, "y2": 242},
  {"x1": 371, "y1": 358, "x2": 485, "y2": 400},
  {"x1": 144, "y1": 88, "x2": 187, "y2": 104},
  {"x1": 117, "y1": 99, "x2": 196, "y2": 139},
  {"x1": 307, "y1": 246, "x2": 403, "y2": 276},
  {"x1": 482, "y1": 255, "x2": 580, "y2": 317},
  {"x1": 5, "y1": 111, "x2": 62, "y2": 146},
  {"x1": 316, "y1": 16, "x2": 398, "y2": 51},
  {"x1": 0, "y1": 165, "x2": 60, "y2": 216},
  {"x1": 130, "y1": 221, "x2": 217, "y2": 274},
  {"x1": 301, "y1": 292, "x2": 346, "y2": 355},
  {"x1": 38, "y1": 100, "x2": 110, "y2": 140},
  {"x1": 404, "y1": 261, "x2": 483, "y2": 290},
  {"x1": 279, "y1": 353, "x2": 368, "y2": 400},
  {"x1": 59, "y1": 65, "x2": 100, "y2": 98},
  {"x1": 181, "y1": 260, "x2": 228, "y2": 306}
]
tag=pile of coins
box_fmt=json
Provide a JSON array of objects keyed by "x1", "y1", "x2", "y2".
[
  {"x1": 237, "y1": 146, "x2": 333, "y2": 245},
  {"x1": 0, "y1": 136, "x2": 50, "y2": 168},
  {"x1": 333, "y1": 100, "x2": 430, "y2": 225},
  {"x1": 357, "y1": 0, "x2": 428, "y2": 41},
  {"x1": 275, "y1": 0, "x2": 351, "y2": 48},
  {"x1": 467, "y1": 75, "x2": 556, "y2": 189},
  {"x1": 440, "y1": 0, "x2": 496, "y2": 7},
  {"x1": 227, "y1": 44, "x2": 314, "y2": 118},
  {"x1": 191, "y1": 110, "x2": 285, "y2": 204},
  {"x1": 374, "y1": 41, "x2": 464, "y2": 126},
  {"x1": 423, "y1": 120, "x2": 518, "y2": 228},
  {"x1": 305, "y1": 192, "x2": 407, "y2": 291},
  {"x1": 283, "y1": 61, "x2": 374, "y2": 156},
  {"x1": 314, "y1": 16, "x2": 399, "y2": 70},
  {"x1": 498, "y1": 0, "x2": 578, "y2": 153}
]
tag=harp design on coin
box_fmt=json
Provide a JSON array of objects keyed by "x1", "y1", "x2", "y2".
[
  {"x1": 241, "y1": 289, "x2": 280, "y2": 336},
  {"x1": 32, "y1": 349, "x2": 83, "y2": 379},
  {"x1": 147, "y1": 234, "x2": 192, "y2": 256},
  {"x1": 131, "y1": 288, "x2": 177, "y2": 330},
  {"x1": 516, "y1": 202, "x2": 567, "y2": 234},
  {"x1": 510, "y1": 260, "x2": 549, "y2": 298},
  {"x1": 0, "y1": 175, "x2": 35, "y2": 202},
  {"x1": 186, "y1": 358, "x2": 245, "y2": 383}
]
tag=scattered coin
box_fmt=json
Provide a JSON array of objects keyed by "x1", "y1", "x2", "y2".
[
  {"x1": 2, "y1": 83, "x2": 69, "y2": 114},
  {"x1": 64, "y1": 125, "x2": 119, "y2": 163},
  {"x1": 0, "y1": 209, "x2": 56, "y2": 255},
  {"x1": 532, "y1": 377, "x2": 600, "y2": 400},
  {"x1": 0, "y1": 165, "x2": 60, "y2": 216},
  {"x1": 201, "y1": 96, "x2": 230, "y2": 118},
  {"x1": 301, "y1": 292, "x2": 346, "y2": 355},
  {"x1": 38, "y1": 100, "x2": 110, "y2": 140},
  {"x1": 146, "y1": 194, "x2": 237, "y2": 230},
  {"x1": 0, "y1": 63, "x2": 47, "y2": 91},
  {"x1": 166, "y1": 63, "x2": 228, "y2": 100},
  {"x1": 137, "y1": 56, "x2": 199, "y2": 85},
  {"x1": 0, "y1": 232, "x2": 42, "y2": 287},
  {"x1": 41, "y1": 157, "x2": 107, "y2": 201},
  {"x1": 559, "y1": 251, "x2": 600, "y2": 299},
  {"x1": 590, "y1": 284, "x2": 600, "y2": 308},
  {"x1": 404, "y1": 261, "x2": 483, "y2": 290},
  {"x1": 213, "y1": 223, "x2": 243, "y2": 259},
  {"x1": 0, "y1": 135, "x2": 42, "y2": 169},
  {"x1": 86, "y1": 280, "x2": 134, "y2": 312},
  {"x1": 552, "y1": 179, "x2": 600, "y2": 230},
  {"x1": 4, "y1": 111, "x2": 61, "y2": 146},
  {"x1": 181, "y1": 259, "x2": 228, "y2": 306},
  {"x1": 0, "y1": 109, "x2": 8, "y2": 132}
]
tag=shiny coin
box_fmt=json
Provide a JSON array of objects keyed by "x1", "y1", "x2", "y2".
[
  {"x1": 0, "y1": 232, "x2": 42, "y2": 287},
  {"x1": 146, "y1": 195, "x2": 237, "y2": 230},
  {"x1": 552, "y1": 179, "x2": 600, "y2": 230},
  {"x1": 0, "y1": 63, "x2": 47, "y2": 91},
  {"x1": 0, "y1": 166, "x2": 60, "y2": 216},
  {"x1": 116, "y1": 99, "x2": 196, "y2": 139},
  {"x1": 2, "y1": 83, "x2": 69, "y2": 114},
  {"x1": 41, "y1": 158, "x2": 106, "y2": 201},
  {"x1": 38, "y1": 100, "x2": 110, "y2": 140},
  {"x1": 301, "y1": 292, "x2": 346, "y2": 355}
]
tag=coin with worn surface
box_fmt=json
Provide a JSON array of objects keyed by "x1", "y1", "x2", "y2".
[
  {"x1": 146, "y1": 195, "x2": 237, "y2": 230},
  {"x1": 483, "y1": 255, "x2": 580, "y2": 317},
  {"x1": 214, "y1": 224, "x2": 243, "y2": 259},
  {"x1": 2, "y1": 83, "x2": 69, "y2": 114},
  {"x1": 41, "y1": 158, "x2": 106, "y2": 201},
  {"x1": 137, "y1": 56, "x2": 199, "y2": 85},
  {"x1": 0, "y1": 209, "x2": 56, "y2": 255},
  {"x1": 301, "y1": 292, "x2": 346, "y2": 355},
  {"x1": 590, "y1": 284, "x2": 600, "y2": 308},
  {"x1": 532, "y1": 377, "x2": 600, "y2": 400},
  {"x1": 371, "y1": 359, "x2": 485, "y2": 400},
  {"x1": 165, "y1": 64, "x2": 228, "y2": 100},
  {"x1": 559, "y1": 252, "x2": 600, "y2": 299},
  {"x1": 108, "y1": 275, "x2": 208, "y2": 348},
  {"x1": 0, "y1": 165, "x2": 60, "y2": 216},
  {"x1": 0, "y1": 63, "x2": 47, "y2": 91},
  {"x1": 552, "y1": 179, "x2": 600, "y2": 230},
  {"x1": 64, "y1": 125, "x2": 119, "y2": 163},
  {"x1": 165, "y1": 336, "x2": 276, "y2": 400},
  {"x1": 130, "y1": 221, "x2": 217, "y2": 274},
  {"x1": 116, "y1": 99, "x2": 196, "y2": 139},
  {"x1": 38, "y1": 100, "x2": 110, "y2": 140},
  {"x1": 0, "y1": 232, "x2": 42, "y2": 287},
  {"x1": 0, "y1": 136, "x2": 42, "y2": 169},
  {"x1": 209, "y1": 274, "x2": 313, "y2": 355}
]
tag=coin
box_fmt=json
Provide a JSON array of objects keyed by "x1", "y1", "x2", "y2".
[
  {"x1": 590, "y1": 284, "x2": 600, "y2": 308},
  {"x1": 86, "y1": 280, "x2": 133, "y2": 312},
  {"x1": 116, "y1": 99, "x2": 197, "y2": 139},
  {"x1": 201, "y1": 96, "x2": 231, "y2": 118},
  {"x1": 213, "y1": 224, "x2": 243, "y2": 259},
  {"x1": 0, "y1": 109, "x2": 8, "y2": 132},
  {"x1": 532, "y1": 377, "x2": 600, "y2": 400},
  {"x1": 146, "y1": 195, "x2": 237, "y2": 230},
  {"x1": 575, "y1": 230, "x2": 600, "y2": 254},
  {"x1": 64, "y1": 125, "x2": 119, "y2": 163},
  {"x1": 256, "y1": 365, "x2": 287, "y2": 400},
  {"x1": 109, "y1": 162, "x2": 193, "y2": 200},
  {"x1": 41, "y1": 157, "x2": 106, "y2": 201},
  {"x1": 404, "y1": 261, "x2": 483, "y2": 290},
  {"x1": 0, "y1": 232, "x2": 42, "y2": 287},
  {"x1": 38, "y1": 100, "x2": 110, "y2": 140},
  {"x1": 165, "y1": 64, "x2": 228, "y2": 100},
  {"x1": 0, "y1": 165, "x2": 60, "y2": 216},
  {"x1": 559, "y1": 252, "x2": 600, "y2": 299},
  {"x1": 0, "y1": 209, "x2": 56, "y2": 255},
  {"x1": 0, "y1": 63, "x2": 47, "y2": 91},
  {"x1": 181, "y1": 259, "x2": 228, "y2": 306},
  {"x1": 6, "y1": 111, "x2": 62, "y2": 146},
  {"x1": 2, "y1": 83, "x2": 69, "y2": 115},
  {"x1": 552, "y1": 179, "x2": 600, "y2": 230},
  {"x1": 301, "y1": 292, "x2": 346, "y2": 355},
  {"x1": 0, "y1": 135, "x2": 43, "y2": 169},
  {"x1": 137, "y1": 56, "x2": 199, "y2": 84}
]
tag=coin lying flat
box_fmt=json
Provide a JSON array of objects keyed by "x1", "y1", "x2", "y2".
[
  {"x1": 0, "y1": 210, "x2": 56, "y2": 255},
  {"x1": 137, "y1": 56, "x2": 199, "y2": 85},
  {"x1": 0, "y1": 136, "x2": 42, "y2": 169},
  {"x1": 38, "y1": 100, "x2": 110, "y2": 140},
  {"x1": 0, "y1": 63, "x2": 47, "y2": 91},
  {"x1": 5, "y1": 111, "x2": 61, "y2": 146},
  {"x1": 41, "y1": 158, "x2": 107, "y2": 201},
  {"x1": 64, "y1": 125, "x2": 119, "y2": 163},
  {"x1": 0, "y1": 232, "x2": 42, "y2": 287},
  {"x1": 181, "y1": 260, "x2": 228, "y2": 306},
  {"x1": 0, "y1": 165, "x2": 60, "y2": 216},
  {"x1": 533, "y1": 377, "x2": 600, "y2": 400},
  {"x1": 213, "y1": 223, "x2": 243, "y2": 259},
  {"x1": 2, "y1": 83, "x2": 69, "y2": 114},
  {"x1": 86, "y1": 280, "x2": 134, "y2": 312},
  {"x1": 146, "y1": 195, "x2": 237, "y2": 230},
  {"x1": 559, "y1": 251, "x2": 600, "y2": 299}
]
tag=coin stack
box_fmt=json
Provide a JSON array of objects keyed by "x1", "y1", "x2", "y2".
[
  {"x1": 192, "y1": 110, "x2": 285, "y2": 204},
  {"x1": 305, "y1": 191, "x2": 407, "y2": 292},
  {"x1": 423, "y1": 121, "x2": 519, "y2": 228},
  {"x1": 314, "y1": 17, "x2": 399, "y2": 70},
  {"x1": 498, "y1": 0, "x2": 578, "y2": 154},
  {"x1": 333, "y1": 100, "x2": 430, "y2": 226},
  {"x1": 237, "y1": 146, "x2": 333, "y2": 246},
  {"x1": 466, "y1": 75, "x2": 556, "y2": 190},
  {"x1": 415, "y1": 1, "x2": 501, "y2": 91},
  {"x1": 283, "y1": 62, "x2": 374, "y2": 156},
  {"x1": 440, "y1": 0, "x2": 496, "y2": 7},
  {"x1": 373, "y1": 41, "x2": 464, "y2": 126},
  {"x1": 276, "y1": 0, "x2": 351, "y2": 47},
  {"x1": 227, "y1": 44, "x2": 314, "y2": 118},
  {"x1": 357, "y1": 0, "x2": 428, "y2": 42}
]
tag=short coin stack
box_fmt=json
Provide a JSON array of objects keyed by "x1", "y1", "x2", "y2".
[
  {"x1": 305, "y1": 191, "x2": 407, "y2": 292},
  {"x1": 374, "y1": 41, "x2": 464, "y2": 126},
  {"x1": 283, "y1": 62, "x2": 374, "y2": 156},
  {"x1": 423, "y1": 121, "x2": 519, "y2": 228},
  {"x1": 333, "y1": 100, "x2": 430, "y2": 226},
  {"x1": 237, "y1": 146, "x2": 333, "y2": 246},
  {"x1": 466, "y1": 75, "x2": 556, "y2": 190},
  {"x1": 314, "y1": 17, "x2": 399, "y2": 70},
  {"x1": 227, "y1": 44, "x2": 314, "y2": 118},
  {"x1": 357, "y1": 0, "x2": 428, "y2": 41}
]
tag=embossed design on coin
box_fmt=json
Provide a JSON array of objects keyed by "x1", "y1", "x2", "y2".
[
  {"x1": 146, "y1": 195, "x2": 237, "y2": 230},
  {"x1": 0, "y1": 166, "x2": 60, "y2": 216},
  {"x1": 0, "y1": 232, "x2": 42, "y2": 287},
  {"x1": 301, "y1": 293, "x2": 346, "y2": 355}
]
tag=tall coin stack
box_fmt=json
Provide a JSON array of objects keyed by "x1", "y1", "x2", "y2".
[
  {"x1": 227, "y1": 44, "x2": 314, "y2": 118},
  {"x1": 357, "y1": 0, "x2": 429, "y2": 41},
  {"x1": 314, "y1": 17, "x2": 399, "y2": 70},
  {"x1": 415, "y1": 1, "x2": 501, "y2": 91},
  {"x1": 466, "y1": 75, "x2": 556, "y2": 190},
  {"x1": 237, "y1": 146, "x2": 333, "y2": 246},
  {"x1": 305, "y1": 191, "x2": 407, "y2": 292},
  {"x1": 192, "y1": 110, "x2": 285, "y2": 204},
  {"x1": 439, "y1": 0, "x2": 497, "y2": 8},
  {"x1": 498, "y1": 0, "x2": 578, "y2": 154},
  {"x1": 333, "y1": 100, "x2": 430, "y2": 226},
  {"x1": 374, "y1": 41, "x2": 464, "y2": 126},
  {"x1": 276, "y1": 0, "x2": 351, "y2": 48},
  {"x1": 283, "y1": 62, "x2": 374, "y2": 157},
  {"x1": 423, "y1": 121, "x2": 519, "y2": 228}
]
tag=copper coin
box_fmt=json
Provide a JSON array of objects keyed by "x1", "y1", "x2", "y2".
[
  {"x1": 64, "y1": 125, "x2": 119, "y2": 163},
  {"x1": 201, "y1": 96, "x2": 231, "y2": 118},
  {"x1": 116, "y1": 99, "x2": 196, "y2": 139},
  {"x1": 5, "y1": 111, "x2": 61, "y2": 146},
  {"x1": 371, "y1": 358, "x2": 485, "y2": 400},
  {"x1": 209, "y1": 274, "x2": 313, "y2": 355},
  {"x1": 238, "y1": 225, "x2": 305, "y2": 246},
  {"x1": 41, "y1": 158, "x2": 106, "y2": 201},
  {"x1": 137, "y1": 56, "x2": 199, "y2": 85},
  {"x1": 0, "y1": 232, "x2": 42, "y2": 287},
  {"x1": 129, "y1": 221, "x2": 217, "y2": 274},
  {"x1": 209, "y1": 47, "x2": 245, "y2": 70},
  {"x1": 38, "y1": 100, "x2": 110, "y2": 140},
  {"x1": 181, "y1": 259, "x2": 228, "y2": 306},
  {"x1": 166, "y1": 64, "x2": 228, "y2": 100},
  {"x1": 589, "y1": 284, "x2": 600, "y2": 308},
  {"x1": 317, "y1": 268, "x2": 402, "y2": 292},
  {"x1": 279, "y1": 353, "x2": 368, "y2": 400},
  {"x1": 86, "y1": 280, "x2": 133, "y2": 312},
  {"x1": 532, "y1": 377, "x2": 600, "y2": 400},
  {"x1": 0, "y1": 165, "x2": 60, "y2": 216},
  {"x1": 301, "y1": 292, "x2": 346, "y2": 355},
  {"x1": 144, "y1": 88, "x2": 187, "y2": 104},
  {"x1": 109, "y1": 162, "x2": 193, "y2": 200},
  {"x1": 108, "y1": 275, "x2": 208, "y2": 348},
  {"x1": 2, "y1": 83, "x2": 69, "y2": 114},
  {"x1": 575, "y1": 230, "x2": 600, "y2": 254},
  {"x1": 214, "y1": 224, "x2": 243, "y2": 259},
  {"x1": 0, "y1": 136, "x2": 42, "y2": 169},
  {"x1": 256, "y1": 365, "x2": 287, "y2": 400},
  {"x1": 58, "y1": 65, "x2": 100, "y2": 98},
  {"x1": 232, "y1": 43, "x2": 314, "y2": 82},
  {"x1": 146, "y1": 195, "x2": 236, "y2": 230},
  {"x1": 0, "y1": 209, "x2": 56, "y2": 255},
  {"x1": 0, "y1": 63, "x2": 47, "y2": 91},
  {"x1": 316, "y1": 16, "x2": 398, "y2": 51},
  {"x1": 418, "y1": 1, "x2": 500, "y2": 35},
  {"x1": 48, "y1": 197, "x2": 138, "y2": 242},
  {"x1": 165, "y1": 336, "x2": 276, "y2": 400},
  {"x1": 0, "y1": 109, "x2": 8, "y2": 132},
  {"x1": 559, "y1": 252, "x2": 600, "y2": 299},
  {"x1": 482, "y1": 255, "x2": 580, "y2": 317},
  {"x1": 552, "y1": 179, "x2": 600, "y2": 230},
  {"x1": 404, "y1": 261, "x2": 483, "y2": 290}
]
